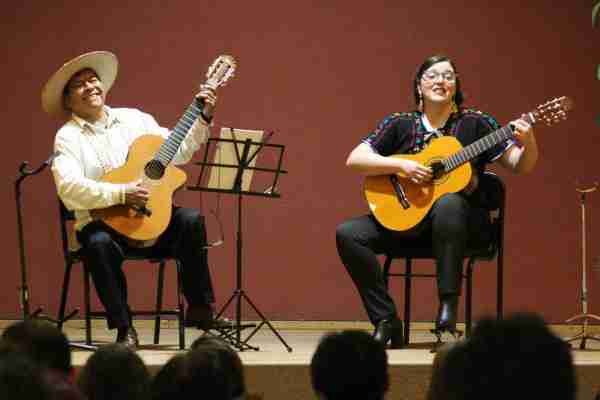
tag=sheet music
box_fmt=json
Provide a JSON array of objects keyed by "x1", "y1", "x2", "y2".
[{"x1": 206, "y1": 127, "x2": 264, "y2": 191}]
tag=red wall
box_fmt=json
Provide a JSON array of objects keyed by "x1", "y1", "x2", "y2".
[{"x1": 1, "y1": 1, "x2": 599, "y2": 324}]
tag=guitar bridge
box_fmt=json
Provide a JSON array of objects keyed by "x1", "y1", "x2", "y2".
[{"x1": 389, "y1": 175, "x2": 410, "y2": 209}]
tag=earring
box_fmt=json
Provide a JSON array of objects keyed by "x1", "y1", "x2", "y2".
[
  {"x1": 418, "y1": 93, "x2": 423, "y2": 111},
  {"x1": 450, "y1": 95, "x2": 458, "y2": 113}
]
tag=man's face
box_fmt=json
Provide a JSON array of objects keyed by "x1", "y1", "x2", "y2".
[{"x1": 64, "y1": 68, "x2": 106, "y2": 118}]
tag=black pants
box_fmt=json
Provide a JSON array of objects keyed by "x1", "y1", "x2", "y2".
[
  {"x1": 336, "y1": 193, "x2": 491, "y2": 325},
  {"x1": 77, "y1": 207, "x2": 215, "y2": 330}
]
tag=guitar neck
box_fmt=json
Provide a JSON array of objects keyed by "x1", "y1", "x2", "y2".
[
  {"x1": 444, "y1": 112, "x2": 535, "y2": 172},
  {"x1": 154, "y1": 98, "x2": 204, "y2": 167}
]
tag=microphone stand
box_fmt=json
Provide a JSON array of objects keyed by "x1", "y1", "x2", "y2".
[
  {"x1": 14, "y1": 154, "x2": 96, "y2": 350},
  {"x1": 15, "y1": 155, "x2": 59, "y2": 322}
]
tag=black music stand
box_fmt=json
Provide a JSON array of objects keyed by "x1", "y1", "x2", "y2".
[
  {"x1": 188, "y1": 128, "x2": 291, "y2": 352},
  {"x1": 14, "y1": 154, "x2": 95, "y2": 351}
]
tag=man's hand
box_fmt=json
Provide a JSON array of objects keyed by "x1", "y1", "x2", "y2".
[
  {"x1": 195, "y1": 83, "x2": 218, "y2": 120},
  {"x1": 124, "y1": 181, "x2": 149, "y2": 207}
]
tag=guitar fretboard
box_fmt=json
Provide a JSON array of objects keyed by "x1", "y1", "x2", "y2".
[
  {"x1": 443, "y1": 113, "x2": 534, "y2": 172},
  {"x1": 154, "y1": 100, "x2": 204, "y2": 167}
]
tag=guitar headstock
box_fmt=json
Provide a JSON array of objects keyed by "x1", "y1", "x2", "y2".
[
  {"x1": 205, "y1": 55, "x2": 236, "y2": 88},
  {"x1": 531, "y1": 96, "x2": 574, "y2": 126}
]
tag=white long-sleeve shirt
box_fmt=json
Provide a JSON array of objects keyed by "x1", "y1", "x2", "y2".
[{"x1": 52, "y1": 106, "x2": 210, "y2": 231}]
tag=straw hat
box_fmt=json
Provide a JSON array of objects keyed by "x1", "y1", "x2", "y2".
[{"x1": 41, "y1": 51, "x2": 118, "y2": 118}]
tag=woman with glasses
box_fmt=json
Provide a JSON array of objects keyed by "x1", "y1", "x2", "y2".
[{"x1": 336, "y1": 55, "x2": 538, "y2": 348}]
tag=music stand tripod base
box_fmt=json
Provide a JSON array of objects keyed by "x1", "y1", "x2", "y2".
[{"x1": 564, "y1": 313, "x2": 600, "y2": 350}]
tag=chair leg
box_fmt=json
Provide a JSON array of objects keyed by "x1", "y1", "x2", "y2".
[
  {"x1": 57, "y1": 262, "x2": 74, "y2": 330},
  {"x1": 404, "y1": 258, "x2": 412, "y2": 345},
  {"x1": 497, "y1": 250, "x2": 504, "y2": 321},
  {"x1": 465, "y1": 259, "x2": 474, "y2": 336},
  {"x1": 176, "y1": 261, "x2": 185, "y2": 350},
  {"x1": 383, "y1": 256, "x2": 392, "y2": 289},
  {"x1": 83, "y1": 265, "x2": 92, "y2": 346},
  {"x1": 154, "y1": 261, "x2": 166, "y2": 345}
]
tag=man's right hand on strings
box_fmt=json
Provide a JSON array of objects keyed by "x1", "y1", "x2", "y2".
[{"x1": 124, "y1": 181, "x2": 149, "y2": 207}]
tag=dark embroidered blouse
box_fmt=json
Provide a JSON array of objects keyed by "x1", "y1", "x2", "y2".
[{"x1": 362, "y1": 109, "x2": 514, "y2": 176}]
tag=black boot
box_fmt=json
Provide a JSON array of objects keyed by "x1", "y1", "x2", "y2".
[
  {"x1": 435, "y1": 295, "x2": 459, "y2": 333},
  {"x1": 116, "y1": 326, "x2": 139, "y2": 350},
  {"x1": 373, "y1": 318, "x2": 404, "y2": 349}
]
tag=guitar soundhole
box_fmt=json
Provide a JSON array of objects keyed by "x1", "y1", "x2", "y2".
[
  {"x1": 144, "y1": 159, "x2": 165, "y2": 180},
  {"x1": 428, "y1": 160, "x2": 447, "y2": 184}
]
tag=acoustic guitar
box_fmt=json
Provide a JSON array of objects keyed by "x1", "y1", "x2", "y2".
[
  {"x1": 363, "y1": 96, "x2": 573, "y2": 231},
  {"x1": 91, "y1": 55, "x2": 236, "y2": 241}
]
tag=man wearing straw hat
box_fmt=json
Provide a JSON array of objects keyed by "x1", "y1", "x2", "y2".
[{"x1": 43, "y1": 51, "x2": 231, "y2": 349}]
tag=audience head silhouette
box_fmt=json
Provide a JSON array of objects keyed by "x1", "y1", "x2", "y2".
[
  {"x1": 0, "y1": 353, "x2": 52, "y2": 399},
  {"x1": 311, "y1": 330, "x2": 389, "y2": 400},
  {"x1": 437, "y1": 313, "x2": 575, "y2": 400},
  {"x1": 0, "y1": 319, "x2": 71, "y2": 374},
  {"x1": 153, "y1": 337, "x2": 245, "y2": 400},
  {"x1": 77, "y1": 343, "x2": 150, "y2": 400}
]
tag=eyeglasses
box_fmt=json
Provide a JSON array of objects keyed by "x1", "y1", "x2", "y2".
[
  {"x1": 67, "y1": 76, "x2": 100, "y2": 92},
  {"x1": 421, "y1": 71, "x2": 457, "y2": 83}
]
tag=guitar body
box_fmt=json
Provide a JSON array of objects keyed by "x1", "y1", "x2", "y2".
[
  {"x1": 364, "y1": 136, "x2": 472, "y2": 231},
  {"x1": 90, "y1": 134, "x2": 187, "y2": 241}
]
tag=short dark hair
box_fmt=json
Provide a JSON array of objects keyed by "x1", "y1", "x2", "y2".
[
  {"x1": 0, "y1": 319, "x2": 71, "y2": 374},
  {"x1": 0, "y1": 352, "x2": 52, "y2": 400},
  {"x1": 152, "y1": 339, "x2": 244, "y2": 400},
  {"x1": 439, "y1": 313, "x2": 575, "y2": 400},
  {"x1": 190, "y1": 337, "x2": 245, "y2": 398},
  {"x1": 413, "y1": 54, "x2": 464, "y2": 109},
  {"x1": 77, "y1": 343, "x2": 150, "y2": 400},
  {"x1": 310, "y1": 330, "x2": 389, "y2": 400}
]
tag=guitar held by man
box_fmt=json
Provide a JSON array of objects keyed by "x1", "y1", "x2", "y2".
[{"x1": 90, "y1": 55, "x2": 236, "y2": 241}]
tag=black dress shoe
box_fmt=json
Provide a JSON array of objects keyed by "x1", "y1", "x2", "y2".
[
  {"x1": 185, "y1": 304, "x2": 235, "y2": 330},
  {"x1": 435, "y1": 295, "x2": 459, "y2": 333},
  {"x1": 116, "y1": 326, "x2": 139, "y2": 350},
  {"x1": 373, "y1": 318, "x2": 404, "y2": 349}
]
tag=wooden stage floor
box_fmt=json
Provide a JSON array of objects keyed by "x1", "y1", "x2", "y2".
[{"x1": 49, "y1": 320, "x2": 600, "y2": 400}]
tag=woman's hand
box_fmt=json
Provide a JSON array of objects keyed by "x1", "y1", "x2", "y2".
[
  {"x1": 511, "y1": 115, "x2": 535, "y2": 146},
  {"x1": 400, "y1": 159, "x2": 432, "y2": 184}
]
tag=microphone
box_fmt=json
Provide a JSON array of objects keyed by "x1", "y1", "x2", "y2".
[{"x1": 44, "y1": 151, "x2": 61, "y2": 166}]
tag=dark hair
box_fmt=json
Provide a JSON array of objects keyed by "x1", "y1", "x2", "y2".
[
  {"x1": 152, "y1": 339, "x2": 244, "y2": 400},
  {"x1": 190, "y1": 337, "x2": 245, "y2": 398},
  {"x1": 77, "y1": 343, "x2": 150, "y2": 400},
  {"x1": 310, "y1": 330, "x2": 389, "y2": 400},
  {"x1": 0, "y1": 319, "x2": 71, "y2": 374},
  {"x1": 413, "y1": 54, "x2": 464, "y2": 109},
  {"x1": 427, "y1": 342, "x2": 460, "y2": 400},
  {"x1": 438, "y1": 313, "x2": 575, "y2": 400},
  {"x1": 0, "y1": 353, "x2": 52, "y2": 400}
]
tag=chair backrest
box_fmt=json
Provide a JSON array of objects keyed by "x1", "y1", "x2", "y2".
[
  {"x1": 470, "y1": 171, "x2": 506, "y2": 260},
  {"x1": 58, "y1": 200, "x2": 81, "y2": 256}
]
